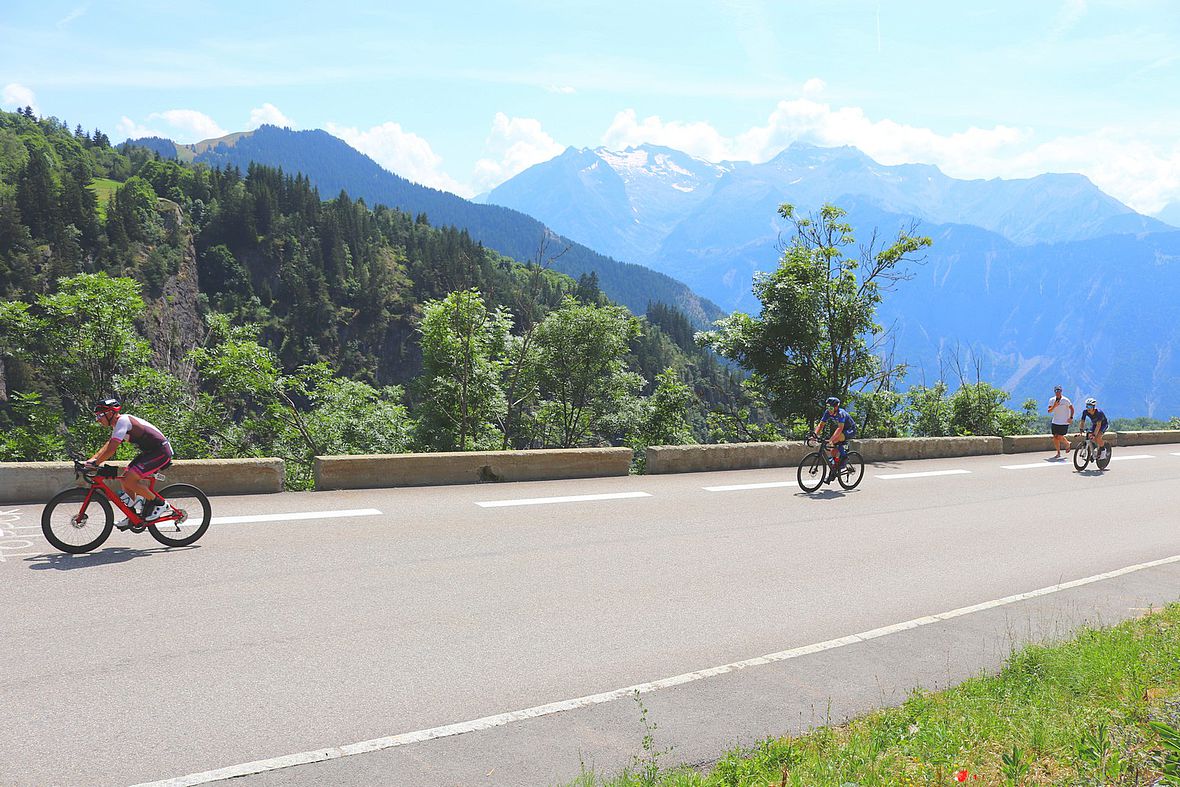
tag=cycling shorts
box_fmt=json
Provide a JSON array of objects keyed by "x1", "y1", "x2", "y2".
[{"x1": 128, "y1": 442, "x2": 173, "y2": 477}]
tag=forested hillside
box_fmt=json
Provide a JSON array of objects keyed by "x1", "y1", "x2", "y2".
[
  {"x1": 132, "y1": 125, "x2": 725, "y2": 327},
  {"x1": 0, "y1": 108, "x2": 754, "y2": 484}
]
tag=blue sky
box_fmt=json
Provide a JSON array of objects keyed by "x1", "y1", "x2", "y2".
[{"x1": 2, "y1": 0, "x2": 1178, "y2": 212}]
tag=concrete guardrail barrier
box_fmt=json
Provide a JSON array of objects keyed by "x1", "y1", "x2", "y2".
[
  {"x1": 1113, "y1": 429, "x2": 1180, "y2": 446},
  {"x1": 854, "y1": 436, "x2": 1003, "y2": 462},
  {"x1": 644, "y1": 441, "x2": 811, "y2": 474},
  {"x1": 0, "y1": 458, "x2": 285, "y2": 505},
  {"x1": 314, "y1": 447, "x2": 634, "y2": 490},
  {"x1": 646, "y1": 436, "x2": 1003, "y2": 474}
]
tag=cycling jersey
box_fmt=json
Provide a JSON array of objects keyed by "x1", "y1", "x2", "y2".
[
  {"x1": 820, "y1": 408, "x2": 858, "y2": 439},
  {"x1": 1079, "y1": 408, "x2": 1108, "y2": 432},
  {"x1": 111, "y1": 414, "x2": 169, "y2": 452}
]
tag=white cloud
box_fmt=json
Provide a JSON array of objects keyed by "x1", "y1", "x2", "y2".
[
  {"x1": 546, "y1": 85, "x2": 576, "y2": 94},
  {"x1": 57, "y1": 4, "x2": 88, "y2": 26},
  {"x1": 326, "y1": 120, "x2": 470, "y2": 196},
  {"x1": 247, "y1": 103, "x2": 292, "y2": 129},
  {"x1": 147, "y1": 110, "x2": 228, "y2": 141},
  {"x1": 471, "y1": 113, "x2": 564, "y2": 194},
  {"x1": 802, "y1": 77, "x2": 826, "y2": 96},
  {"x1": 2, "y1": 83, "x2": 38, "y2": 114},
  {"x1": 602, "y1": 109, "x2": 735, "y2": 161},
  {"x1": 116, "y1": 116, "x2": 165, "y2": 140},
  {"x1": 598, "y1": 99, "x2": 1180, "y2": 213}
]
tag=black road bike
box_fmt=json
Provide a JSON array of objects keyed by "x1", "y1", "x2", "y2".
[
  {"x1": 1072, "y1": 430, "x2": 1113, "y2": 471},
  {"x1": 798, "y1": 436, "x2": 865, "y2": 493}
]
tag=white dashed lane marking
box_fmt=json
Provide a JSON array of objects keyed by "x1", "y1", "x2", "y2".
[
  {"x1": 210, "y1": 509, "x2": 382, "y2": 525},
  {"x1": 1108, "y1": 454, "x2": 1154, "y2": 462},
  {"x1": 476, "y1": 492, "x2": 652, "y2": 508},
  {"x1": 1001, "y1": 461, "x2": 1071, "y2": 470},
  {"x1": 703, "y1": 481, "x2": 794, "y2": 492},
  {"x1": 875, "y1": 469, "x2": 971, "y2": 480}
]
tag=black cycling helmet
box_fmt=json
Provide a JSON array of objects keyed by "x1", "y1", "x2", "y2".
[
  {"x1": 93, "y1": 397, "x2": 121, "y2": 414},
  {"x1": 825, "y1": 396, "x2": 841, "y2": 408}
]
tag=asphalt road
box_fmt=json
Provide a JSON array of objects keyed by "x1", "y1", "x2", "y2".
[{"x1": 2, "y1": 448, "x2": 1179, "y2": 786}]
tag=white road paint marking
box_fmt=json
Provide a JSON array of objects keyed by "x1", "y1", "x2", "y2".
[
  {"x1": 1001, "y1": 461, "x2": 1070, "y2": 470},
  {"x1": 133, "y1": 552, "x2": 1180, "y2": 787},
  {"x1": 0, "y1": 539, "x2": 34, "y2": 550},
  {"x1": 1108, "y1": 454, "x2": 1154, "y2": 462},
  {"x1": 209, "y1": 509, "x2": 382, "y2": 525},
  {"x1": 703, "y1": 481, "x2": 794, "y2": 492},
  {"x1": 876, "y1": 469, "x2": 971, "y2": 480},
  {"x1": 1171, "y1": 452, "x2": 1180, "y2": 457},
  {"x1": 476, "y1": 492, "x2": 651, "y2": 508}
]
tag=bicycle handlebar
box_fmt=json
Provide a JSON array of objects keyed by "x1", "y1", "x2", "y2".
[{"x1": 73, "y1": 460, "x2": 117, "y2": 480}]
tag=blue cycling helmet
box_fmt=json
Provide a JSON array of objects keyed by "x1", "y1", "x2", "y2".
[{"x1": 825, "y1": 396, "x2": 840, "y2": 408}]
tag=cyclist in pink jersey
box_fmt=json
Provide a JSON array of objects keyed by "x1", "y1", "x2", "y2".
[{"x1": 86, "y1": 398, "x2": 174, "y2": 522}]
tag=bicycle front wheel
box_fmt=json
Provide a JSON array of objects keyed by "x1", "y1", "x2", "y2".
[
  {"x1": 1096, "y1": 446, "x2": 1112, "y2": 470},
  {"x1": 149, "y1": 484, "x2": 211, "y2": 547},
  {"x1": 1072, "y1": 443, "x2": 1090, "y2": 471},
  {"x1": 42, "y1": 488, "x2": 113, "y2": 554},
  {"x1": 838, "y1": 451, "x2": 865, "y2": 490},
  {"x1": 797, "y1": 452, "x2": 826, "y2": 493}
]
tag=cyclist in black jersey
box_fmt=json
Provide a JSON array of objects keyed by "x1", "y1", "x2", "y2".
[{"x1": 1076, "y1": 397, "x2": 1110, "y2": 459}]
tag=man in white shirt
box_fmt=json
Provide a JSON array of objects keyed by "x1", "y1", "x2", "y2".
[{"x1": 1047, "y1": 385, "x2": 1074, "y2": 459}]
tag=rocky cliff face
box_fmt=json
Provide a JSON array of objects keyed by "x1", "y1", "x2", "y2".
[{"x1": 140, "y1": 201, "x2": 204, "y2": 380}]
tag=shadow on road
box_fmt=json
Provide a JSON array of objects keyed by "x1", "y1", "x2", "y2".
[
  {"x1": 794, "y1": 488, "x2": 854, "y2": 500},
  {"x1": 25, "y1": 544, "x2": 199, "y2": 570}
]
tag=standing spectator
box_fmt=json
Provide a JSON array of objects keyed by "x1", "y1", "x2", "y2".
[{"x1": 1047, "y1": 384, "x2": 1074, "y2": 459}]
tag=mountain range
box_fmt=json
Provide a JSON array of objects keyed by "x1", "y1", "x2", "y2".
[
  {"x1": 485, "y1": 142, "x2": 1180, "y2": 417},
  {"x1": 129, "y1": 127, "x2": 723, "y2": 327},
  {"x1": 132, "y1": 128, "x2": 1180, "y2": 417}
]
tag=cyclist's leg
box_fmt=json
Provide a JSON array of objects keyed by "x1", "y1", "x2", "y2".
[
  {"x1": 124, "y1": 449, "x2": 171, "y2": 505},
  {"x1": 120, "y1": 465, "x2": 157, "y2": 504}
]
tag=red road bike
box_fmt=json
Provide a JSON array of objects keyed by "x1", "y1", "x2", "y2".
[{"x1": 41, "y1": 460, "x2": 211, "y2": 553}]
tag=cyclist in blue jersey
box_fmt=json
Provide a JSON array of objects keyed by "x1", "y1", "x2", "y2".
[
  {"x1": 1076, "y1": 397, "x2": 1110, "y2": 460},
  {"x1": 813, "y1": 396, "x2": 858, "y2": 484}
]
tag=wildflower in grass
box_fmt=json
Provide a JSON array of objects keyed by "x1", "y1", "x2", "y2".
[{"x1": 955, "y1": 769, "x2": 969, "y2": 782}]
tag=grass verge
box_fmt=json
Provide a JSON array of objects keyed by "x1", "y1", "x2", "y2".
[{"x1": 575, "y1": 604, "x2": 1180, "y2": 786}]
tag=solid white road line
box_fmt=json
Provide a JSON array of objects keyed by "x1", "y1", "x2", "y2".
[
  {"x1": 209, "y1": 509, "x2": 382, "y2": 525},
  {"x1": 1108, "y1": 454, "x2": 1154, "y2": 462},
  {"x1": 476, "y1": 492, "x2": 652, "y2": 508},
  {"x1": 133, "y1": 552, "x2": 1180, "y2": 787},
  {"x1": 876, "y1": 469, "x2": 971, "y2": 480},
  {"x1": 703, "y1": 481, "x2": 794, "y2": 492}
]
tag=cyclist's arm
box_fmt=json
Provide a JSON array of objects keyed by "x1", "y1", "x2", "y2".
[{"x1": 87, "y1": 436, "x2": 121, "y2": 465}]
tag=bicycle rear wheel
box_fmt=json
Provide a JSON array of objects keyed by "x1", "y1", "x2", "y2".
[
  {"x1": 797, "y1": 452, "x2": 826, "y2": 493},
  {"x1": 42, "y1": 488, "x2": 113, "y2": 554},
  {"x1": 1072, "y1": 443, "x2": 1090, "y2": 471},
  {"x1": 837, "y1": 451, "x2": 865, "y2": 490},
  {"x1": 149, "y1": 484, "x2": 211, "y2": 547}
]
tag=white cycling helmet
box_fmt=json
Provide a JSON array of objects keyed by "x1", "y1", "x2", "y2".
[{"x1": 1085, "y1": 397, "x2": 1097, "y2": 407}]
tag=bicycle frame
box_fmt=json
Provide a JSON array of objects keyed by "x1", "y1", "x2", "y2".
[{"x1": 76, "y1": 466, "x2": 178, "y2": 528}]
